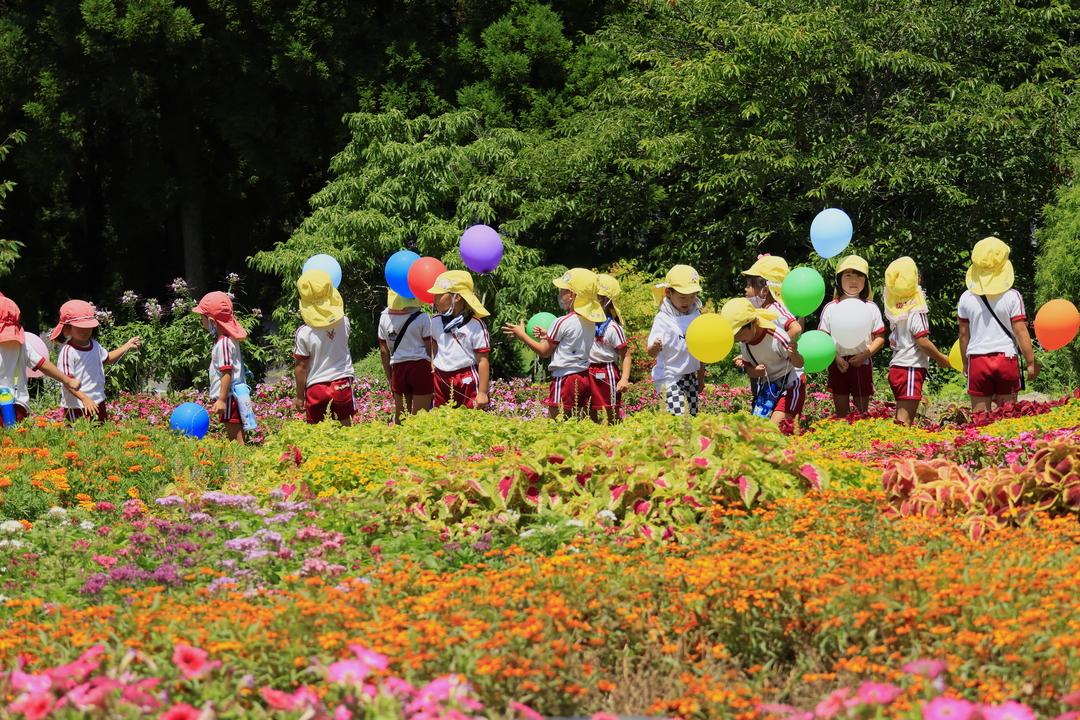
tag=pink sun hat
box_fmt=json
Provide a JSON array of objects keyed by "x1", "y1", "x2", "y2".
[
  {"x1": 0, "y1": 296, "x2": 25, "y2": 345},
  {"x1": 49, "y1": 299, "x2": 99, "y2": 341},
  {"x1": 192, "y1": 291, "x2": 247, "y2": 340}
]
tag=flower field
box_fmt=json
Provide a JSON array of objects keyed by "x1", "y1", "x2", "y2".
[{"x1": 2, "y1": 381, "x2": 1080, "y2": 719}]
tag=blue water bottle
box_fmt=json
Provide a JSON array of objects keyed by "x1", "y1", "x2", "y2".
[
  {"x1": 0, "y1": 386, "x2": 17, "y2": 428},
  {"x1": 231, "y1": 382, "x2": 258, "y2": 432}
]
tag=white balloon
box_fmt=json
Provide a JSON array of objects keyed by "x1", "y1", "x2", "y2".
[{"x1": 830, "y1": 298, "x2": 873, "y2": 351}]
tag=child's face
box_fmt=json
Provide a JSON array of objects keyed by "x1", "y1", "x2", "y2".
[
  {"x1": 433, "y1": 293, "x2": 452, "y2": 314},
  {"x1": 840, "y1": 270, "x2": 866, "y2": 297},
  {"x1": 667, "y1": 289, "x2": 698, "y2": 314},
  {"x1": 744, "y1": 277, "x2": 767, "y2": 301},
  {"x1": 67, "y1": 325, "x2": 93, "y2": 343},
  {"x1": 734, "y1": 323, "x2": 757, "y2": 343},
  {"x1": 557, "y1": 288, "x2": 575, "y2": 311}
]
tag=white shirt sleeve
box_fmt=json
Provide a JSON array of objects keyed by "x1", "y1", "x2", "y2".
[
  {"x1": 1006, "y1": 290, "x2": 1026, "y2": 322},
  {"x1": 419, "y1": 313, "x2": 432, "y2": 339},
  {"x1": 24, "y1": 344, "x2": 44, "y2": 370},
  {"x1": 869, "y1": 303, "x2": 886, "y2": 335},
  {"x1": 376, "y1": 314, "x2": 390, "y2": 343},
  {"x1": 817, "y1": 303, "x2": 833, "y2": 334}
]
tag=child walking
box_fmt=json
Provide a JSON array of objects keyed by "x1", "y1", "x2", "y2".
[
  {"x1": 957, "y1": 236, "x2": 1038, "y2": 412},
  {"x1": 0, "y1": 296, "x2": 88, "y2": 424},
  {"x1": 883, "y1": 257, "x2": 951, "y2": 425},
  {"x1": 589, "y1": 273, "x2": 631, "y2": 423},
  {"x1": 817, "y1": 255, "x2": 886, "y2": 418},
  {"x1": 293, "y1": 269, "x2": 356, "y2": 426},
  {"x1": 193, "y1": 291, "x2": 248, "y2": 443},
  {"x1": 504, "y1": 268, "x2": 606, "y2": 420},
  {"x1": 721, "y1": 298, "x2": 806, "y2": 426},
  {"x1": 647, "y1": 265, "x2": 704, "y2": 416},
  {"x1": 378, "y1": 289, "x2": 434, "y2": 423},
  {"x1": 49, "y1": 299, "x2": 141, "y2": 423},
  {"x1": 428, "y1": 271, "x2": 491, "y2": 409}
]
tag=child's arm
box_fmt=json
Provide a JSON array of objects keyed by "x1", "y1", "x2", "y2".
[
  {"x1": 786, "y1": 320, "x2": 803, "y2": 343},
  {"x1": 696, "y1": 364, "x2": 707, "y2": 390},
  {"x1": 475, "y1": 354, "x2": 490, "y2": 409},
  {"x1": 213, "y1": 370, "x2": 233, "y2": 416},
  {"x1": 616, "y1": 346, "x2": 632, "y2": 393},
  {"x1": 958, "y1": 323, "x2": 971, "y2": 374},
  {"x1": 293, "y1": 358, "x2": 309, "y2": 412},
  {"x1": 915, "y1": 336, "x2": 952, "y2": 369},
  {"x1": 850, "y1": 335, "x2": 886, "y2": 367},
  {"x1": 788, "y1": 344, "x2": 805, "y2": 369},
  {"x1": 378, "y1": 340, "x2": 392, "y2": 383},
  {"x1": 1012, "y1": 319, "x2": 1039, "y2": 380},
  {"x1": 106, "y1": 336, "x2": 142, "y2": 364},
  {"x1": 502, "y1": 323, "x2": 555, "y2": 358},
  {"x1": 37, "y1": 359, "x2": 82, "y2": 394}
]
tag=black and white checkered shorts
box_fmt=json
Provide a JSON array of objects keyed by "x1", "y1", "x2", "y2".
[{"x1": 664, "y1": 373, "x2": 700, "y2": 417}]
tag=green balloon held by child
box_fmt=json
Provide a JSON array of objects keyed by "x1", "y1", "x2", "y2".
[
  {"x1": 797, "y1": 330, "x2": 836, "y2": 373},
  {"x1": 526, "y1": 312, "x2": 557, "y2": 339}
]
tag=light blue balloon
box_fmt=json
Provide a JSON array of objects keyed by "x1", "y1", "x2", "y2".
[
  {"x1": 810, "y1": 208, "x2": 853, "y2": 259},
  {"x1": 384, "y1": 250, "x2": 420, "y2": 298},
  {"x1": 302, "y1": 254, "x2": 343, "y2": 288}
]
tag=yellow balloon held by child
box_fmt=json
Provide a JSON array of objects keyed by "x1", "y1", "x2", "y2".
[
  {"x1": 686, "y1": 313, "x2": 734, "y2": 364},
  {"x1": 948, "y1": 340, "x2": 964, "y2": 372}
]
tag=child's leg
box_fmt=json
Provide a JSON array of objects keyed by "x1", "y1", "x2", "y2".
[
  {"x1": 970, "y1": 395, "x2": 993, "y2": 413},
  {"x1": 225, "y1": 424, "x2": 245, "y2": 444},
  {"x1": 992, "y1": 393, "x2": 1017, "y2": 409},
  {"x1": 832, "y1": 394, "x2": 850, "y2": 418},
  {"x1": 392, "y1": 393, "x2": 405, "y2": 424},
  {"x1": 410, "y1": 393, "x2": 432, "y2": 415},
  {"x1": 852, "y1": 395, "x2": 871, "y2": 414},
  {"x1": 895, "y1": 399, "x2": 919, "y2": 425}
]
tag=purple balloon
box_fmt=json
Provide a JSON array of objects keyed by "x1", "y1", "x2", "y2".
[{"x1": 459, "y1": 225, "x2": 504, "y2": 273}]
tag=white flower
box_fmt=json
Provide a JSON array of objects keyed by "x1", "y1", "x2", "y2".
[
  {"x1": 0, "y1": 594, "x2": 8, "y2": 604},
  {"x1": 0, "y1": 539, "x2": 23, "y2": 549},
  {"x1": 564, "y1": 519, "x2": 584, "y2": 527},
  {"x1": 519, "y1": 528, "x2": 537, "y2": 538},
  {"x1": 595, "y1": 510, "x2": 616, "y2": 522},
  {"x1": 47, "y1": 507, "x2": 68, "y2": 520},
  {"x1": 0, "y1": 520, "x2": 23, "y2": 534},
  {"x1": 79, "y1": 520, "x2": 95, "y2": 532}
]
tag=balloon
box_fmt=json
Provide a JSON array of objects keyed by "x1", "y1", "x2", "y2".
[
  {"x1": 459, "y1": 225, "x2": 504, "y2": 273},
  {"x1": 686, "y1": 313, "x2": 735, "y2": 364},
  {"x1": 385, "y1": 250, "x2": 420, "y2": 298},
  {"x1": 950, "y1": 338, "x2": 967, "y2": 371},
  {"x1": 526, "y1": 311, "x2": 557, "y2": 339},
  {"x1": 798, "y1": 330, "x2": 836, "y2": 373},
  {"x1": 829, "y1": 298, "x2": 873, "y2": 350},
  {"x1": 25, "y1": 333, "x2": 49, "y2": 378},
  {"x1": 170, "y1": 402, "x2": 210, "y2": 439},
  {"x1": 781, "y1": 267, "x2": 826, "y2": 317},
  {"x1": 302, "y1": 254, "x2": 342, "y2": 288},
  {"x1": 810, "y1": 208, "x2": 853, "y2": 259},
  {"x1": 406, "y1": 257, "x2": 448, "y2": 304},
  {"x1": 1034, "y1": 299, "x2": 1080, "y2": 351}
]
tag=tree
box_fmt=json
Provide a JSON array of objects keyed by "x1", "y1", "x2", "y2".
[{"x1": 0, "y1": 129, "x2": 26, "y2": 276}]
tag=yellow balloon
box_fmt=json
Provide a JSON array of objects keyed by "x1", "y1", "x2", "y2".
[
  {"x1": 686, "y1": 313, "x2": 735, "y2": 364},
  {"x1": 948, "y1": 340, "x2": 964, "y2": 373}
]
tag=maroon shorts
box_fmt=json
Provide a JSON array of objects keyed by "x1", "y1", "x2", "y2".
[
  {"x1": 889, "y1": 366, "x2": 927, "y2": 401},
  {"x1": 65, "y1": 402, "x2": 109, "y2": 424},
  {"x1": 433, "y1": 367, "x2": 479, "y2": 408},
  {"x1": 967, "y1": 353, "x2": 1021, "y2": 397},
  {"x1": 546, "y1": 371, "x2": 592, "y2": 411},
  {"x1": 774, "y1": 375, "x2": 807, "y2": 416},
  {"x1": 305, "y1": 377, "x2": 355, "y2": 423},
  {"x1": 587, "y1": 363, "x2": 621, "y2": 411},
  {"x1": 218, "y1": 396, "x2": 242, "y2": 425},
  {"x1": 827, "y1": 359, "x2": 874, "y2": 397},
  {"x1": 391, "y1": 359, "x2": 434, "y2": 396}
]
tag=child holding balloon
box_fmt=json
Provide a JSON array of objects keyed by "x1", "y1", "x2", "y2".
[
  {"x1": 49, "y1": 299, "x2": 142, "y2": 423},
  {"x1": 294, "y1": 269, "x2": 356, "y2": 426},
  {"x1": 428, "y1": 270, "x2": 492, "y2": 410},
  {"x1": 588, "y1": 274, "x2": 631, "y2": 423},
  {"x1": 883, "y1": 257, "x2": 952, "y2": 424},
  {"x1": 817, "y1": 255, "x2": 887, "y2": 418},
  {"x1": 504, "y1": 268, "x2": 606, "y2": 419},
  {"x1": 378, "y1": 289, "x2": 434, "y2": 423},
  {"x1": 721, "y1": 298, "x2": 807, "y2": 426},
  {"x1": 648, "y1": 265, "x2": 705, "y2": 417},
  {"x1": 193, "y1": 291, "x2": 250, "y2": 443},
  {"x1": 741, "y1": 255, "x2": 802, "y2": 341}
]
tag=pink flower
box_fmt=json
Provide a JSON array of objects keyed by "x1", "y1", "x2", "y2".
[
  {"x1": 851, "y1": 681, "x2": 902, "y2": 707},
  {"x1": 159, "y1": 702, "x2": 201, "y2": 720},
  {"x1": 814, "y1": 687, "x2": 851, "y2": 719},
  {"x1": 8, "y1": 692, "x2": 55, "y2": 720},
  {"x1": 349, "y1": 644, "x2": 389, "y2": 672},
  {"x1": 171, "y1": 643, "x2": 219, "y2": 680},
  {"x1": 903, "y1": 658, "x2": 947, "y2": 679},
  {"x1": 64, "y1": 677, "x2": 122, "y2": 710},
  {"x1": 922, "y1": 696, "x2": 977, "y2": 720},
  {"x1": 610, "y1": 484, "x2": 628, "y2": 502},
  {"x1": 121, "y1": 678, "x2": 162, "y2": 710},
  {"x1": 800, "y1": 463, "x2": 822, "y2": 490},
  {"x1": 591, "y1": 714, "x2": 619, "y2": 720},
  {"x1": 982, "y1": 702, "x2": 1036, "y2": 720},
  {"x1": 260, "y1": 687, "x2": 298, "y2": 711},
  {"x1": 10, "y1": 669, "x2": 51, "y2": 694},
  {"x1": 1063, "y1": 690, "x2": 1080, "y2": 709},
  {"x1": 327, "y1": 659, "x2": 370, "y2": 686},
  {"x1": 334, "y1": 705, "x2": 353, "y2": 720},
  {"x1": 510, "y1": 701, "x2": 545, "y2": 719}
]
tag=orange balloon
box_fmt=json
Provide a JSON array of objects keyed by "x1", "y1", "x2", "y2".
[
  {"x1": 406, "y1": 257, "x2": 448, "y2": 304},
  {"x1": 1034, "y1": 299, "x2": 1080, "y2": 351}
]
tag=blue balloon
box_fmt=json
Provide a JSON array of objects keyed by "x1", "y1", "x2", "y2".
[
  {"x1": 385, "y1": 250, "x2": 420, "y2": 298},
  {"x1": 302, "y1": 253, "x2": 343, "y2": 288},
  {"x1": 810, "y1": 208, "x2": 854, "y2": 259},
  {"x1": 170, "y1": 402, "x2": 210, "y2": 439}
]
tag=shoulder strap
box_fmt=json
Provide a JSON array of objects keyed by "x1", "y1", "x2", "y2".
[
  {"x1": 978, "y1": 294, "x2": 1020, "y2": 351},
  {"x1": 392, "y1": 311, "x2": 423, "y2": 355}
]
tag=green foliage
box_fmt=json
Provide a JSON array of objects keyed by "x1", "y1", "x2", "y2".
[
  {"x1": 0, "y1": 129, "x2": 26, "y2": 276},
  {"x1": 1034, "y1": 159, "x2": 1080, "y2": 390}
]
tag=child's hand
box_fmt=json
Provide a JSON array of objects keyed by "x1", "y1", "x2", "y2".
[
  {"x1": 127, "y1": 336, "x2": 142, "y2": 350},
  {"x1": 734, "y1": 357, "x2": 746, "y2": 369},
  {"x1": 532, "y1": 326, "x2": 548, "y2": 341},
  {"x1": 747, "y1": 364, "x2": 767, "y2": 379},
  {"x1": 211, "y1": 398, "x2": 226, "y2": 415},
  {"x1": 501, "y1": 322, "x2": 526, "y2": 340},
  {"x1": 293, "y1": 396, "x2": 306, "y2": 412},
  {"x1": 835, "y1": 356, "x2": 850, "y2": 372},
  {"x1": 77, "y1": 392, "x2": 99, "y2": 416},
  {"x1": 848, "y1": 351, "x2": 868, "y2": 367},
  {"x1": 64, "y1": 376, "x2": 81, "y2": 393},
  {"x1": 615, "y1": 378, "x2": 630, "y2": 393},
  {"x1": 647, "y1": 338, "x2": 663, "y2": 357},
  {"x1": 474, "y1": 391, "x2": 490, "y2": 409},
  {"x1": 1028, "y1": 361, "x2": 1040, "y2": 381},
  {"x1": 935, "y1": 356, "x2": 952, "y2": 369}
]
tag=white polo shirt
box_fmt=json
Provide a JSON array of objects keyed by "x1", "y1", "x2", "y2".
[
  {"x1": 589, "y1": 320, "x2": 628, "y2": 365},
  {"x1": 377, "y1": 310, "x2": 432, "y2": 364},
  {"x1": 58, "y1": 340, "x2": 108, "y2": 408},
  {"x1": 739, "y1": 328, "x2": 802, "y2": 388},
  {"x1": 547, "y1": 313, "x2": 595, "y2": 377},
  {"x1": 0, "y1": 342, "x2": 45, "y2": 410},
  {"x1": 889, "y1": 312, "x2": 931, "y2": 369},
  {"x1": 294, "y1": 318, "x2": 355, "y2": 386},
  {"x1": 432, "y1": 317, "x2": 490, "y2": 372},
  {"x1": 957, "y1": 289, "x2": 1025, "y2": 356},
  {"x1": 209, "y1": 336, "x2": 244, "y2": 399},
  {"x1": 648, "y1": 308, "x2": 701, "y2": 386}
]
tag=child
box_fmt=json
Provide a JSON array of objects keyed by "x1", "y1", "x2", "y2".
[
  {"x1": 427, "y1": 270, "x2": 491, "y2": 409},
  {"x1": 741, "y1": 254, "x2": 802, "y2": 340},
  {"x1": 378, "y1": 289, "x2": 434, "y2": 423},
  {"x1": 589, "y1": 273, "x2": 632, "y2": 423},
  {"x1": 0, "y1": 296, "x2": 88, "y2": 423},
  {"x1": 817, "y1": 255, "x2": 886, "y2": 418},
  {"x1": 884, "y1": 257, "x2": 951, "y2": 425},
  {"x1": 504, "y1": 268, "x2": 606, "y2": 420},
  {"x1": 293, "y1": 269, "x2": 356, "y2": 426},
  {"x1": 647, "y1": 265, "x2": 704, "y2": 416},
  {"x1": 957, "y1": 236, "x2": 1038, "y2": 412},
  {"x1": 721, "y1": 298, "x2": 806, "y2": 426},
  {"x1": 49, "y1": 299, "x2": 141, "y2": 423},
  {"x1": 193, "y1": 291, "x2": 248, "y2": 443}
]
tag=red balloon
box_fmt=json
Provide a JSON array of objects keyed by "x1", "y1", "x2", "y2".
[{"x1": 406, "y1": 257, "x2": 448, "y2": 304}]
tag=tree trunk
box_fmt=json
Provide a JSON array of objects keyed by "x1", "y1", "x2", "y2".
[{"x1": 181, "y1": 194, "x2": 205, "y2": 293}]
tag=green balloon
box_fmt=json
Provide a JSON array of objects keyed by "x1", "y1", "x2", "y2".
[
  {"x1": 781, "y1": 267, "x2": 827, "y2": 317},
  {"x1": 526, "y1": 311, "x2": 558, "y2": 339},
  {"x1": 797, "y1": 330, "x2": 836, "y2": 373}
]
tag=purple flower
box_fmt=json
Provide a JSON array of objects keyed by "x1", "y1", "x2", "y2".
[
  {"x1": 155, "y1": 495, "x2": 185, "y2": 507},
  {"x1": 80, "y1": 573, "x2": 109, "y2": 595}
]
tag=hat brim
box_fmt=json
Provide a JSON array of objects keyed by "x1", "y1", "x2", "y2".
[
  {"x1": 0, "y1": 325, "x2": 24, "y2": 344},
  {"x1": 573, "y1": 298, "x2": 607, "y2": 323},
  {"x1": 553, "y1": 278, "x2": 572, "y2": 290},
  {"x1": 966, "y1": 262, "x2": 1014, "y2": 296},
  {"x1": 68, "y1": 318, "x2": 99, "y2": 330},
  {"x1": 459, "y1": 290, "x2": 489, "y2": 319},
  {"x1": 216, "y1": 317, "x2": 249, "y2": 339}
]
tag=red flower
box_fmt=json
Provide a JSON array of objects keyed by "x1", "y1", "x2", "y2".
[{"x1": 159, "y1": 702, "x2": 201, "y2": 720}]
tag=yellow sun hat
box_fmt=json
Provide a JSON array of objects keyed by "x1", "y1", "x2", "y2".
[
  {"x1": 835, "y1": 254, "x2": 873, "y2": 301},
  {"x1": 741, "y1": 254, "x2": 790, "y2": 302},
  {"x1": 965, "y1": 236, "x2": 1014, "y2": 296},
  {"x1": 297, "y1": 269, "x2": 345, "y2": 329},
  {"x1": 883, "y1": 256, "x2": 928, "y2": 321},
  {"x1": 386, "y1": 289, "x2": 420, "y2": 312},
  {"x1": 652, "y1": 264, "x2": 703, "y2": 304},
  {"x1": 427, "y1": 270, "x2": 490, "y2": 318},
  {"x1": 595, "y1": 273, "x2": 622, "y2": 319},
  {"x1": 720, "y1": 297, "x2": 779, "y2": 333},
  {"x1": 553, "y1": 268, "x2": 606, "y2": 323}
]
